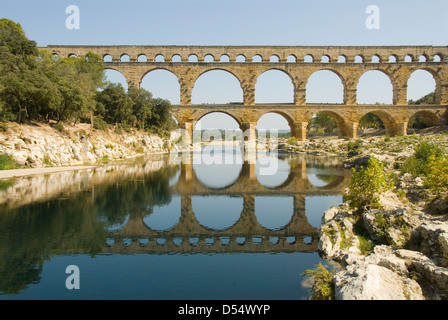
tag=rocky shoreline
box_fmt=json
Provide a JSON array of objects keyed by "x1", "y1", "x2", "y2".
[
  {"x1": 294, "y1": 129, "x2": 448, "y2": 300},
  {"x1": 0, "y1": 122, "x2": 184, "y2": 168}
]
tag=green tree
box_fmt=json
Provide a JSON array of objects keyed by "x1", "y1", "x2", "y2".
[
  {"x1": 307, "y1": 113, "x2": 337, "y2": 134},
  {"x1": 128, "y1": 87, "x2": 153, "y2": 129},
  {"x1": 150, "y1": 98, "x2": 174, "y2": 129},
  {"x1": 0, "y1": 60, "x2": 61, "y2": 123},
  {"x1": 345, "y1": 157, "x2": 393, "y2": 208},
  {"x1": 408, "y1": 92, "x2": 435, "y2": 105},
  {"x1": 0, "y1": 20, "x2": 56, "y2": 123},
  {"x1": 359, "y1": 113, "x2": 384, "y2": 129},
  {"x1": 0, "y1": 20, "x2": 105, "y2": 124},
  {"x1": 0, "y1": 18, "x2": 37, "y2": 57},
  {"x1": 95, "y1": 83, "x2": 133, "y2": 126},
  {"x1": 400, "y1": 141, "x2": 445, "y2": 176},
  {"x1": 37, "y1": 50, "x2": 105, "y2": 123},
  {"x1": 425, "y1": 155, "x2": 448, "y2": 193},
  {"x1": 408, "y1": 114, "x2": 427, "y2": 129}
]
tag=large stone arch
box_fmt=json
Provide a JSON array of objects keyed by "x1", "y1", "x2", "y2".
[
  {"x1": 256, "y1": 111, "x2": 294, "y2": 142},
  {"x1": 407, "y1": 110, "x2": 442, "y2": 128},
  {"x1": 305, "y1": 69, "x2": 346, "y2": 104},
  {"x1": 407, "y1": 67, "x2": 442, "y2": 104},
  {"x1": 357, "y1": 69, "x2": 395, "y2": 105},
  {"x1": 191, "y1": 68, "x2": 244, "y2": 104},
  {"x1": 194, "y1": 68, "x2": 244, "y2": 88},
  {"x1": 255, "y1": 68, "x2": 295, "y2": 103},
  {"x1": 103, "y1": 67, "x2": 129, "y2": 89},
  {"x1": 306, "y1": 110, "x2": 350, "y2": 139},
  {"x1": 140, "y1": 68, "x2": 181, "y2": 104},
  {"x1": 141, "y1": 67, "x2": 180, "y2": 81},
  {"x1": 255, "y1": 67, "x2": 295, "y2": 83},
  {"x1": 357, "y1": 110, "x2": 402, "y2": 136},
  {"x1": 195, "y1": 110, "x2": 243, "y2": 127},
  {"x1": 258, "y1": 110, "x2": 295, "y2": 126}
]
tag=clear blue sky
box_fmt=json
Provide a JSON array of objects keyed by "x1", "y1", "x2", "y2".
[{"x1": 1, "y1": 0, "x2": 446, "y2": 129}]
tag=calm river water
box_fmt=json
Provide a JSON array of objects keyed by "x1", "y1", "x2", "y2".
[{"x1": 0, "y1": 147, "x2": 350, "y2": 300}]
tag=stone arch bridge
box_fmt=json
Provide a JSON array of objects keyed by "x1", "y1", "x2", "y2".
[{"x1": 44, "y1": 45, "x2": 448, "y2": 142}]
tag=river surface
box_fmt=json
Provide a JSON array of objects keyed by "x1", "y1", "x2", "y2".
[{"x1": 0, "y1": 147, "x2": 350, "y2": 300}]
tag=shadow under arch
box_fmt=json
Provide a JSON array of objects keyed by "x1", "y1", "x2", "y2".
[
  {"x1": 312, "y1": 174, "x2": 347, "y2": 190},
  {"x1": 307, "y1": 162, "x2": 342, "y2": 189},
  {"x1": 357, "y1": 110, "x2": 398, "y2": 136},
  {"x1": 102, "y1": 214, "x2": 130, "y2": 233},
  {"x1": 102, "y1": 54, "x2": 113, "y2": 62},
  {"x1": 192, "y1": 111, "x2": 244, "y2": 190},
  {"x1": 257, "y1": 110, "x2": 294, "y2": 128},
  {"x1": 408, "y1": 110, "x2": 442, "y2": 128},
  {"x1": 193, "y1": 162, "x2": 243, "y2": 190},
  {"x1": 306, "y1": 110, "x2": 347, "y2": 139},
  {"x1": 141, "y1": 67, "x2": 180, "y2": 83},
  {"x1": 194, "y1": 68, "x2": 243, "y2": 88},
  {"x1": 195, "y1": 110, "x2": 243, "y2": 128}
]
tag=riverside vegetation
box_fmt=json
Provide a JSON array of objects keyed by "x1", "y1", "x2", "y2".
[
  {"x1": 297, "y1": 131, "x2": 448, "y2": 300},
  {"x1": 0, "y1": 18, "x2": 177, "y2": 169}
]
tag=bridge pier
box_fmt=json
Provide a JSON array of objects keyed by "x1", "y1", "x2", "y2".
[
  {"x1": 241, "y1": 122, "x2": 257, "y2": 152},
  {"x1": 241, "y1": 161, "x2": 257, "y2": 180},
  {"x1": 291, "y1": 122, "x2": 308, "y2": 141},
  {"x1": 338, "y1": 122, "x2": 359, "y2": 139},
  {"x1": 179, "y1": 122, "x2": 194, "y2": 146},
  {"x1": 389, "y1": 122, "x2": 408, "y2": 137},
  {"x1": 181, "y1": 163, "x2": 193, "y2": 182}
]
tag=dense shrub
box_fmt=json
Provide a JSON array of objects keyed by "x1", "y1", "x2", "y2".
[
  {"x1": 287, "y1": 136, "x2": 297, "y2": 145},
  {"x1": 347, "y1": 140, "x2": 363, "y2": 158},
  {"x1": 92, "y1": 116, "x2": 109, "y2": 130},
  {"x1": 301, "y1": 262, "x2": 335, "y2": 300},
  {"x1": 400, "y1": 142, "x2": 444, "y2": 176},
  {"x1": 424, "y1": 156, "x2": 448, "y2": 193},
  {"x1": 0, "y1": 154, "x2": 21, "y2": 170},
  {"x1": 345, "y1": 157, "x2": 393, "y2": 209}
]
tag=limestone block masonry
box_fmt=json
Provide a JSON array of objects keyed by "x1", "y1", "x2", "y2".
[{"x1": 43, "y1": 45, "x2": 448, "y2": 142}]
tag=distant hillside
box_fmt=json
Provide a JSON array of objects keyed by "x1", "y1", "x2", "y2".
[{"x1": 409, "y1": 92, "x2": 436, "y2": 105}]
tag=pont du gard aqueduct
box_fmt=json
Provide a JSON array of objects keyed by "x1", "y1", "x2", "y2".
[{"x1": 43, "y1": 45, "x2": 448, "y2": 143}]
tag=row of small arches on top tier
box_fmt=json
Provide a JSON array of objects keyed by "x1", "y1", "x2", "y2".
[
  {"x1": 62, "y1": 52, "x2": 444, "y2": 64},
  {"x1": 106, "y1": 235, "x2": 312, "y2": 247}
]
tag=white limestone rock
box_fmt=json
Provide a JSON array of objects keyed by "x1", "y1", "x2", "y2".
[{"x1": 334, "y1": 263, "x2": 424, "y2": 300}]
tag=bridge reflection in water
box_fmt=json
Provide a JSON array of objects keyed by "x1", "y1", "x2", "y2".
[
  {"x1": 104, "y1": 152, "x2": 350, "y2": 255},
  {"x1": 0, "y1": 151, "x2": 350, "y2": 297}
]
